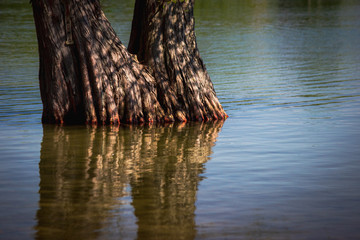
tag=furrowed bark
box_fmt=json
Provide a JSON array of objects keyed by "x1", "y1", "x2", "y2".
[
  {"x1": 129, "y1": 0, "x2": 228, "y2": 122},
  {"x1": 32, "y1": 0, "x2": 165, "y2": 124},
  {"x1": 31, "y1": 0, "x2": 227, "y2": 125}
]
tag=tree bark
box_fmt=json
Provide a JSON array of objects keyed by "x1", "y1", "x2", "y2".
[
  {"x1": 32, "y1": 0, "x2": 166, "y2": 125},
  {"x1": 128, "y1": 0, "x2": 227, "y2": 122},
  {"x1": 31, "y1": 0, "x2": 227, "y2": 125}
]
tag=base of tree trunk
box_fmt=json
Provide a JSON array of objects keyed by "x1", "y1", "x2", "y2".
[
  {"x1": 32, "y1": 0, "x2": 227, "y2": 125},
  {"x1": 129, "y1": 0, "x2": 228, "y2": 122}
]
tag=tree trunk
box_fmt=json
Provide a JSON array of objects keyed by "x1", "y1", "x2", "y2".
[
  {"x1": 31, "y1": 0, "x2": 227, "y2": 125},
  {"x1": 128, "y1": 0, "x2": 227, "y2": 122},
  {"x1": 32, "y1": 0, "x2": 165, "y2": 124}
]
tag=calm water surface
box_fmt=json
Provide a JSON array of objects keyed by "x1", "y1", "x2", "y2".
[{"x1": 1, "y1": 0, "x2": 360, "y2": 239}]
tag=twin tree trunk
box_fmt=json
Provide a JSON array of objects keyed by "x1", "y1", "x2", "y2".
[{"x1": 32, "y1": 0, "x2": 227, "y2": 125}]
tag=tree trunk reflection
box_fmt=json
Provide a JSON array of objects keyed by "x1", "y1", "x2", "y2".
[{"x1": 36, "y1": 122, "x2": 223, "y2": 239}]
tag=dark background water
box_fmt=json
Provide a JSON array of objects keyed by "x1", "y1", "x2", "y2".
[{"x1": 1, "y1": 0, "x2": 360, "y2": 239}]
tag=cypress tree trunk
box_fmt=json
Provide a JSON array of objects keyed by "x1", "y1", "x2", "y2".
[
  {"x1": 32, "y1": 0, "x2": 165, "y2": 124},
  {"x1": 128, "y1": 0, "x2": 227, "y2": 122},
  {"x1": 32, "y1": 0, "x2": 227, "y2": 125}
]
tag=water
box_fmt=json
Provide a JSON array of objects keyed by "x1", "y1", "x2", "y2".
[{"x1": 1, "y1": 0, "x2": 360, "y2": 239}]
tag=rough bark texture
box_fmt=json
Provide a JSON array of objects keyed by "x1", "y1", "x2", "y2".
[
  {"x1": 129, "y1": 0, "x2": 227, "y2": 122},
  {"x1": 32, "y1": 0, "x2": 227, "y2": 125},
  {"x1": 32, "y1": 0, "x2": 165, "y2": 124}
]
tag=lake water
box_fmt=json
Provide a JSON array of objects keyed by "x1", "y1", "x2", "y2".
[{"x1": 1, "y1": 0, "x2": 360, "y2": 239}]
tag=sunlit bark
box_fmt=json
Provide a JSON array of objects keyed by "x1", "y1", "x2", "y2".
[
  {"x1": 32, "y1": 0, "x2": 165, "y2": 124},
  {"x1": 129, "y1": 0, "x2": 228, "y2": 122},
  {"x1": 31, "y1": 0, "x2": 226, "y2": 125}
]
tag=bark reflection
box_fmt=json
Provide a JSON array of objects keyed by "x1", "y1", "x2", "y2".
[{"x1": 36, "y1": 122, "x2": 223, "y2": 240}]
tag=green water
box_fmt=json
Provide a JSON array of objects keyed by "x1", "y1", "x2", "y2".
[{"x1": 1, "y1": 0, "x2": 360, "y2": 239}]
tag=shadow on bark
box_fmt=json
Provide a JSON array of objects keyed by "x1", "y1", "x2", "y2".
[
  {"x1": 129, "y1": 0, "x2": 227, "y2": 122},
  {"x1": 31, "y1": 0, "x2": 227, "y2": 125},
  {"x1": 35, "y1": 121, "x2": 223, "y2": 240}
]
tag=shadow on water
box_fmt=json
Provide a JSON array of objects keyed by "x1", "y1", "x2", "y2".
[{"x1": 35, "y1": 122, "x2": 223, "y2": 240}]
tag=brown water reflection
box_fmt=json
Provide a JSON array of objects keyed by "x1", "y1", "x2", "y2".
[{"x1": 36, "y1": 122, "x2": 223, "y2": 240}]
